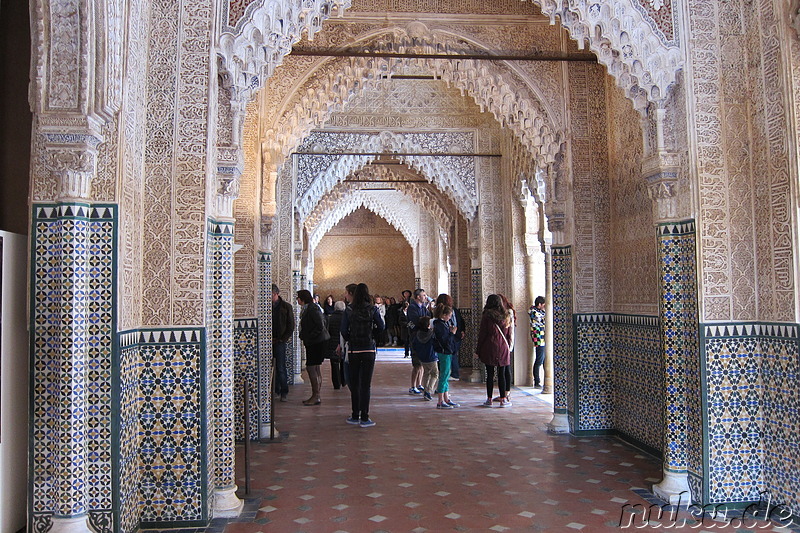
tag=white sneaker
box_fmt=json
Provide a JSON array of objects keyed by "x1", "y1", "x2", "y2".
[{"x1": 499, "y1": 399, "x2": 512, "y2": 408}]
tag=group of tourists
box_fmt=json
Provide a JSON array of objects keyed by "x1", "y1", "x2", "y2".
[{"x1": 270, "y1": 281, "x2": 548, "y2": 426}]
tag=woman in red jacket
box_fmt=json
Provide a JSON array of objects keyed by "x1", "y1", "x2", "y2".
[{"x1": 475, "y1": 294, "x2": 513, "y2": 407}]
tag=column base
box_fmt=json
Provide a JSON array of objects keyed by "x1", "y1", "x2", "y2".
[
  {"x1": 653, "y1": 470, "x2": 692, "y2": 506},
  {"x1": 259, "y1": 423, "x2": 280, "y2": 439},
  {"x1": 467, "y1": 364, "x2": 483, "y2": 383},
  {"x1": 214, "y1": 486, "x2": 244, "y2": 518},
  {"x1": 51, "y1": 516, "x2": 90, "y2": 533},
  {"x1": 547, "y1": 412, "x2": 570, "y2": 433}
]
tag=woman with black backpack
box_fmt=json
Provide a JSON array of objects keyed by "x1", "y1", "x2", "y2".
[{"x1": 340, "y1": 283, "x2": 385, "y2": 427}]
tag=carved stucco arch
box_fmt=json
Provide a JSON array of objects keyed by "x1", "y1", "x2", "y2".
[
  {"x1": 216, "y1": 0, "x2": 350, "y2": 98},
  {"x1": 262, "y1": 27, "x2": 563, "y2": 169},
  {"x1": 295, "y1": 131, "x2": 478, "y2": 221},
  {"x1": 305, "y1": 176, "x2": 458, "y2": 252},
  {"x1": 307, "y1": 189, "x2": 419, "y2": 253},
  {"x1": 217, "y1": 0, "x2": 682, "y2": 113},
  {"x1": 531, "y1": 0, "x2": 682, "y2": 106}
]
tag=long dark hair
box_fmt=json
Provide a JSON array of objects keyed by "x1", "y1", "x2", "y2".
[
  {"x1": 352, "y1": 283, "x2": 372, "y2": 306},
  {"x1": 296, "y1": 289, "x2": 313, "y2": 305},
  {"x1": 483, "y1": 294, "x2": 507, "y2": 323},
  {"x1": 498, "y1": 294, "x2": 516, "y2": 326}
]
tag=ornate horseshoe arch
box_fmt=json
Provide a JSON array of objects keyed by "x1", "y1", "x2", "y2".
[
  {"x1": 216, "y1": 0, "x2": 350, "y2": 98},
  {"x1": 260, "y1": 27, "x2": 564, "y2": 170},
  {"x1": 305, "y1": 171, "x2": 459, "y2": 252},
  {"x1": 294, "y1": 131, "x2": 479, "y2": 222},
  {"x1": 532, "y1": 0, "x2": 683, "y2": 105},
  {"x1": 216, "y1": 1, "x2": 683, "y2": 114},
  {"x1": 307, "y1": 189, "x2": 420, "y2": 252}
]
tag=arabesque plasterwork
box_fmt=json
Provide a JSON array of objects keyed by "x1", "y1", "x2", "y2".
[{"x1": 294, "y1": 130, "x2": 478, "y2": 219}]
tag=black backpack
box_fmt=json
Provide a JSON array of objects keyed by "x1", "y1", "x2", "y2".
[{"x1": 347, "y1": 305, "x2": 375, "y2": 351}]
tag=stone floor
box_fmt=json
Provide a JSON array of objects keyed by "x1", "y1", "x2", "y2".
[{"x1": 168, "y1": 348, "x2": 796, "y2": 533}]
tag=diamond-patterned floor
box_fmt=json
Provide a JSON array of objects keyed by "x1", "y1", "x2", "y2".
[{"x1": 191, "y1": 349, "x2": 793, "y2": 533}]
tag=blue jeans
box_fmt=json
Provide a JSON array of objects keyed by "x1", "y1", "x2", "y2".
[
  {"x1": 348, "y1": 351, "x2": 376, "y2": 421},
  {"x1": 273, "y1": 341, "x2": 289, "y2": 395},
  {"x1": 533, "y1": 345, "x2": 545, "y2": 386}
]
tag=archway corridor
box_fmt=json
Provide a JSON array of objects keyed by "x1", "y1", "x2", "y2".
[{"x1": 19, "y1": 0, "x2": 800, "y2": 531}]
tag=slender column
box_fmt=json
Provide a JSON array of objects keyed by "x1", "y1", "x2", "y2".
[
  {"x1": 31, "y1": 136, "x2": 109, "y2": 533},
  {"x1": 542, "y1": 246, "x2": 555, "y2": 395},
  {"x1": 547, "y1": 214, "x2": 570, "y2": 433},
  {"x1": 206, "y1": 212, "x2": 243, "y2": 516},
  {"x1": 257, "y1": 239, "x2": 274, "y2": 438},
  {"x1": 645, "y1": 152, "x2": 696, "y2": 505},
  {"x1": 292, "y1": 269, "x2": 304, "y2": 384},
  {"x1": 468, "y1": 246, "x2": 484, "y2": 383}
]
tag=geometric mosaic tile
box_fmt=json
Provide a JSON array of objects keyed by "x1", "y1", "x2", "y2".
[
  {"x1": 657, "y1": 221, "x2": 699, "y2": 498},
  {"x1": 30, "y1": 204, "x2": 116, "y2": 526},
  {"x1": 551, "y1": 246, "x2": 573, "y2": 421},
  {"x1": 702, "y1": 322, "x2": 800, "y2": 514},
  {"x1": 234, "y1": 319, "x2": 259, "y2": 441},
  {"x1": 258, "y1": 252, "x2": 273, "y2": 433},
  {"x1": 134, "y1": 327, "x2": 208, "y2": 525},
  {"x1": 573, "y1": 313, "x2": 662, "y2": 453},
  {"x1": 206, "y1": 220, "x2": 235, "y2": 508}
]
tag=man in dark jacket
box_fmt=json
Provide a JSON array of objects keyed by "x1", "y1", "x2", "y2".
[{"x1": 272, "y1": 284, "x2": 295, "y2": 402}]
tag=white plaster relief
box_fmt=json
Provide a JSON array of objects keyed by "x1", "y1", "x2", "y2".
[
  {"x1": 260, "y1": 28, "x2": 563, "y2": 171},
  {"x1": 294, "y1": 130, "x2": 478, "y2": 220},
  {"x1": 217, "y1": 0, "x2": 352, "y2": 102},
  {"x1": 528, "y1": 0, "x2": 683, "y2": 109},
  {"x1": 308, "y1": 188, "x2": 420, "y2": 252}
]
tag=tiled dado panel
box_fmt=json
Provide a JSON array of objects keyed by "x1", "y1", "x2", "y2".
[
  {"x1": 612, "y1": 315, "x2": 663, "y2": 454},
  {"x1": 234, "y1": 319, "x2": 259, "y2": 441},
  {"x1": 458, "y1": 308, "x2": 474, "y2": 369},
  {"x1": 135, "y1": 328, "x2": 208, "y2": 526},
  {"x1": 573, "y1": 315, "x2": 613, "y2": 432},
  {"x1": 551, "y1": 247, "x2": 573, "y2": 423},
  {"x1": 701, "y1": 323, "x2": 799, "y2": 510},
  {"x1": 30, "y1": 204, "x2": 116, "y2": 530},
  {"x1": 206, "y1": 220, "x2": 235, "y2": 504},
  {"x1": 572, "y1": 314, "x2": 662, "y2": 452},
  {"x1": 760, "y1": 328, "x2": 800, "y2": 515}
]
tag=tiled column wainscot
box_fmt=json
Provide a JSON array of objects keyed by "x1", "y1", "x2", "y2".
[
  {"x1": 549, "y1": 246, "x2": 573, "y2": 433},
  {"x1": 257, "y1": 251, "x2": 274, "y2": 438},
  {"x1": 128, "y1": 328, "x2": 209, "y2": 529},
  {"x1": 234, "y1": 319, "x2": 259, "y2": 441},
  {"x1": 30, "y1": 204, "x2": 116, "y2": 533},
  {"x1": 700, "y1": 323, "x2": 800, "y2": 514},
  {"x1": 468, "y1": 267, "x2": 483, "y2": 383},
  {"x1": 206, "y1": 220, "x2": 242, "y2": 516},
  {"x1": 654, "y1": 220, "x2": 700, "y2": 505}
]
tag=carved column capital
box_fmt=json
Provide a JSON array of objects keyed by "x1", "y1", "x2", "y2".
[
  {"x1": 216, "y1": 169, "x2": 241, "y2": 220},
  {"x1": 43, "y1": 133, "x2": 102, "y2": 202},
  {"x1": 643, "y1": 152, "x2": 681, "y2": 223},
  {"x1": 544, "y1": 201, "x2": 567, "y2": 245},
  {"x1": 260, "y1": 217, "x2": 274, "y2": 252},
  {"x1": 791, "y1": 0, "x2": 800, "y2": 38}
]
